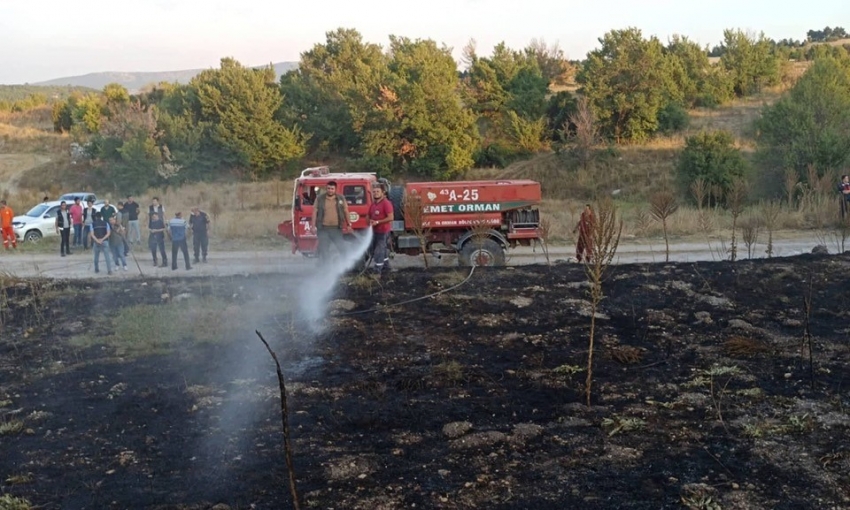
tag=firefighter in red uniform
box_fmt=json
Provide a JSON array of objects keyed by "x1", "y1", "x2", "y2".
[
  {"x1": 573, "y1": 203, "x2": 594, "y2": 262},
  {"x1": 368, "y1": 184, "x2": 394, "y2": 275},
  {"x1": 1, "y1": 200, "x2": 17, "y2": 250}
]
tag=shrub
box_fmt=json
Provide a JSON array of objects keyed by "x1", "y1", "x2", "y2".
[
  {"x1": 657, "y1": 103, "x2": 690, "y2": 134},
  {"x1": 678, "y1": 130, "x2": 747, "y2": 202}
]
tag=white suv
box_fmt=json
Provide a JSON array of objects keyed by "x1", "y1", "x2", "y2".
[{"x1": 13, "y1": 200, "x2": 103, "y2": 243}]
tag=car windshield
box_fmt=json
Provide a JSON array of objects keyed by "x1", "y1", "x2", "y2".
[
  {"x1": 60, "y1": 194, "x2": 81, "y2": 201},
  {"x1": 24, "y1": 204, "x2": 50, "y2": 217}
]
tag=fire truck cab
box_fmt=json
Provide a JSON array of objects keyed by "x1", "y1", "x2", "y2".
[{"x1": 280, "y1": 166, "x2": 381, "y2": 257}]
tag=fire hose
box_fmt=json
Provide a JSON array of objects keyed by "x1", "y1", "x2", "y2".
[{"x1": 338, "y1": 265, "x2": 476, "y2": 316}]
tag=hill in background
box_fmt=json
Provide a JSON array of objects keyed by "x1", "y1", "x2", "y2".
[{"x1": 29, "y1": 61, "x2": 298, "y2": 93}]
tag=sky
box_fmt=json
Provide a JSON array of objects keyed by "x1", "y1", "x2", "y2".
[{"x1": 1, "y1": 0, "x2": 848, "y2": 84}]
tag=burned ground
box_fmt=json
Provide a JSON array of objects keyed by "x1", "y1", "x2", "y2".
[{"x1": 1, "y1": 255, "x2": 849, "y2": 509}]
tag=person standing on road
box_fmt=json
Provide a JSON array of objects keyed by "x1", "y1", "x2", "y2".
[
  {"x1": 82, "y1": 199, "x2": 96, "y2": 250},
  {"x1": 148, "y1": 212, "x2": 167, "y2": 267},
  {"x1": 148, "y1": 197, "x2": 165, "y2": 228},
  {"x1": 117, "y1": 201, "x2": 129, "y2": 231},
  {"x1": 1, "y1": 200, "x2": 17, "y2": 250},
  {"x1": 89, "y1": 211, "x2": 112, "y2": 275},
  {"x1": 189, "y1": 207, "x2": 210, "y2": 263},
  {"x1": 310, "y1": 181, "x2": 351, "y2": 261},
  {"x1": 124, "y1": 195, "x2": 140, "y2": 244},
  {"x1": 167, "y1": 212, "x2": 191, "y2": 271},
  {"x1": 55, "y1": 201, "x2": 72, "y2": 257},
  {"x1": 108, "y1": 217, "x2": 128, "y2": 271},
  {"x1": 69, "y1": 197, "x2": 83, "y2": 247},
  {"x1": 839, "y1": 175, "x2": 850, "y2": 219},
  {"x1": 573, "y1": 204, "x2": 594, "y2": 263},
  {"x1": 368, "y1": 184, "x2": 394, "y2": 275}
]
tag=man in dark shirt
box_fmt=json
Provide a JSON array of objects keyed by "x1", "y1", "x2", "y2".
[
  {"x1": 189, "y1": 207, "x2": 210, "y2": 263},
  {"x1": 148, "y1": 212, "x2": 167, "y2": 267},
  {"x1": 90, "y1": 211, "x2": 113, "y2": 275},
  {"x1": 100, "y1": 199, "x2": 117, "y2": 222},
  {"x1": 124, "y1": 195, "x2": 140, "y2": 244},
  {"x1": 148, "y1": 197, "x2": 165, "y2": 228},
  {"x1": 55, "y1": 201, "x2": 72, "y2": 257}
]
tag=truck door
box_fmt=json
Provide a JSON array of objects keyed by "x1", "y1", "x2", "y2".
[{"x1": 341, "y1": 183, "x2": 371, "y2": 229}]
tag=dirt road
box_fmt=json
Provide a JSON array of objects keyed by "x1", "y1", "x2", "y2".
[{"x1": 0, "y1": 233, "x2": 833, "y2": 279}]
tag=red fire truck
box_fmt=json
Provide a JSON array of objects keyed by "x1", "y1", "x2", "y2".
[{"x1": 277, "y1": 166, "x2": 543, "y2": 266}]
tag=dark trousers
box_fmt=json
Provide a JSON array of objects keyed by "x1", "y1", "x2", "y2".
[
  {"x1": 317, "y1": 227, "x2": 347, "y2": 261},
  {"x1": 82, "y1": 225, "x2": 92, "y2": 249},
  {"x1": 149, "y1": 235, "x2": 167, "y2": 264},
  {"x1": 72, "y1": 224, "x2": 82, "y2": 246},
  {"x1": 193, "y1": 231, "x2": 208, "y2": 261},
  {"x1": 59, "y1": 228, "x2": 71, "y2": 255},
  {"x1": 370, "y1": 231, "x2": 391, "y2": 272},
  {"x1": 172, "y1": 239, "x2": 191, "y2": 269}
]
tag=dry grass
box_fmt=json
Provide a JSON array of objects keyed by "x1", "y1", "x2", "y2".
[
  {"x1": 538, "y1": 196, "x2": 840, "y2": 244},
  {"x1": 131, "y1": 180, "x2": 293, "y2": 241},
  {"x1": 0, "y1": 123, "x2": 68, "y2": 155},
  {"x1": 0, "y1": 106, "x2": 55, "y2": 130},
  {"x1": 687, "y1": 92, "x2": 780, "y2": 142},
  {"x1": 467, "y1": 148, "x2": 679, "y2": 202},
  {"x1": 0, "y1": 106, "x2": 66, "y2": 155}
]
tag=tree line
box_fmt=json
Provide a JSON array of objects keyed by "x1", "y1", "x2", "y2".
[
  {"x1": 0, "y1": 85, "x2": 93, "y2": 112},
  {"x1": 36, "y1": 26, "x2": 850, "y2": 193}
]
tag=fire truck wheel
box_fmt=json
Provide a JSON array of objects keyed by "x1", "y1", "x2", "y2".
[{"x1": 459, "y1": 238, "x2": 505, "y2": 267}]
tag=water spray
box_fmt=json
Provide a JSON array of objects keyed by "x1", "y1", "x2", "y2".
[{"x1": 297, "y1": 229, "x2": 374, "y2": 333}]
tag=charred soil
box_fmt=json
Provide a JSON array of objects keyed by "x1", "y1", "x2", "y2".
[{"x1": 1, "y1": 255, "x2": 850, "y2": 509}]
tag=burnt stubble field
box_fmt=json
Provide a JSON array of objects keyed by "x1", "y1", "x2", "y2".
[{"x1": 1, "y1": 254, "x2": 850, "y2": 509}]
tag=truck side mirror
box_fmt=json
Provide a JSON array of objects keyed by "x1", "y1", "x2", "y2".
[{"x1": 294, "y1": 196, "x2": 301, "y2": 210}]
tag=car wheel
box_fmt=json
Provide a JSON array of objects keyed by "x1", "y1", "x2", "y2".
[{"x1": 24, "y1": 230, "x2": 43, "y2": 242}]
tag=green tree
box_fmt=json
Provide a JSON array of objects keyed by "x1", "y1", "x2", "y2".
[
  {"x1": 279, "y1": 28, "x2": 388, "y2": 157},
  {"x1": 678, "y1": 130, "x2": 748, "y2": 200},
  {"x1": 463, "y1": 41, "x2": 549, "y2": 154},
  {"x1": 72, "y1": 93, "x2": 105, "y2": 134},
  {"x1": 665, "y1": 35, "x2": 706, "y2": 106},
  {"x1": 545, "y1": 90, "x2": 578, "y2": 142},
  {"x1": 361, "y1": 36, "x2": 479, "y2": 178},
  {"x1": 191, "y1": 58, "x2": 306, "y2": 174},
  {"x1": 103, "y1": 83, "x2": 130, "y2": 105},
  {"x1": 663, "y1": 35, "x2": 735, "y2": 107},
  {"x1": 578, "y1": 28, "x2": 679, "y2": 142},
  {"x1": 719, "y1": 29, "x2": 780, "y2": 96},
  {"x1": 93, "y1": 100, "x2": 164, "y2": 193},
  {"x1": 52, "y1": 97, "x2": 76, "y2": 133},
  {"x1": 803, "y1": 43, "x2": 850, "y2": 63},
  {"x1": 756, "y1": 57, "x2": 850, "y2": 179}
]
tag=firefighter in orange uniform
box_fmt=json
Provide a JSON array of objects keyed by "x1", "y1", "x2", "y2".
[{"x1": 1, "y1": 200, "x2": 17, "y2": 249}]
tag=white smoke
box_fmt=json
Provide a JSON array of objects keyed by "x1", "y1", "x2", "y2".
[{"x1": 298, "y1": 229, "x2": 374, "y2": 333}]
